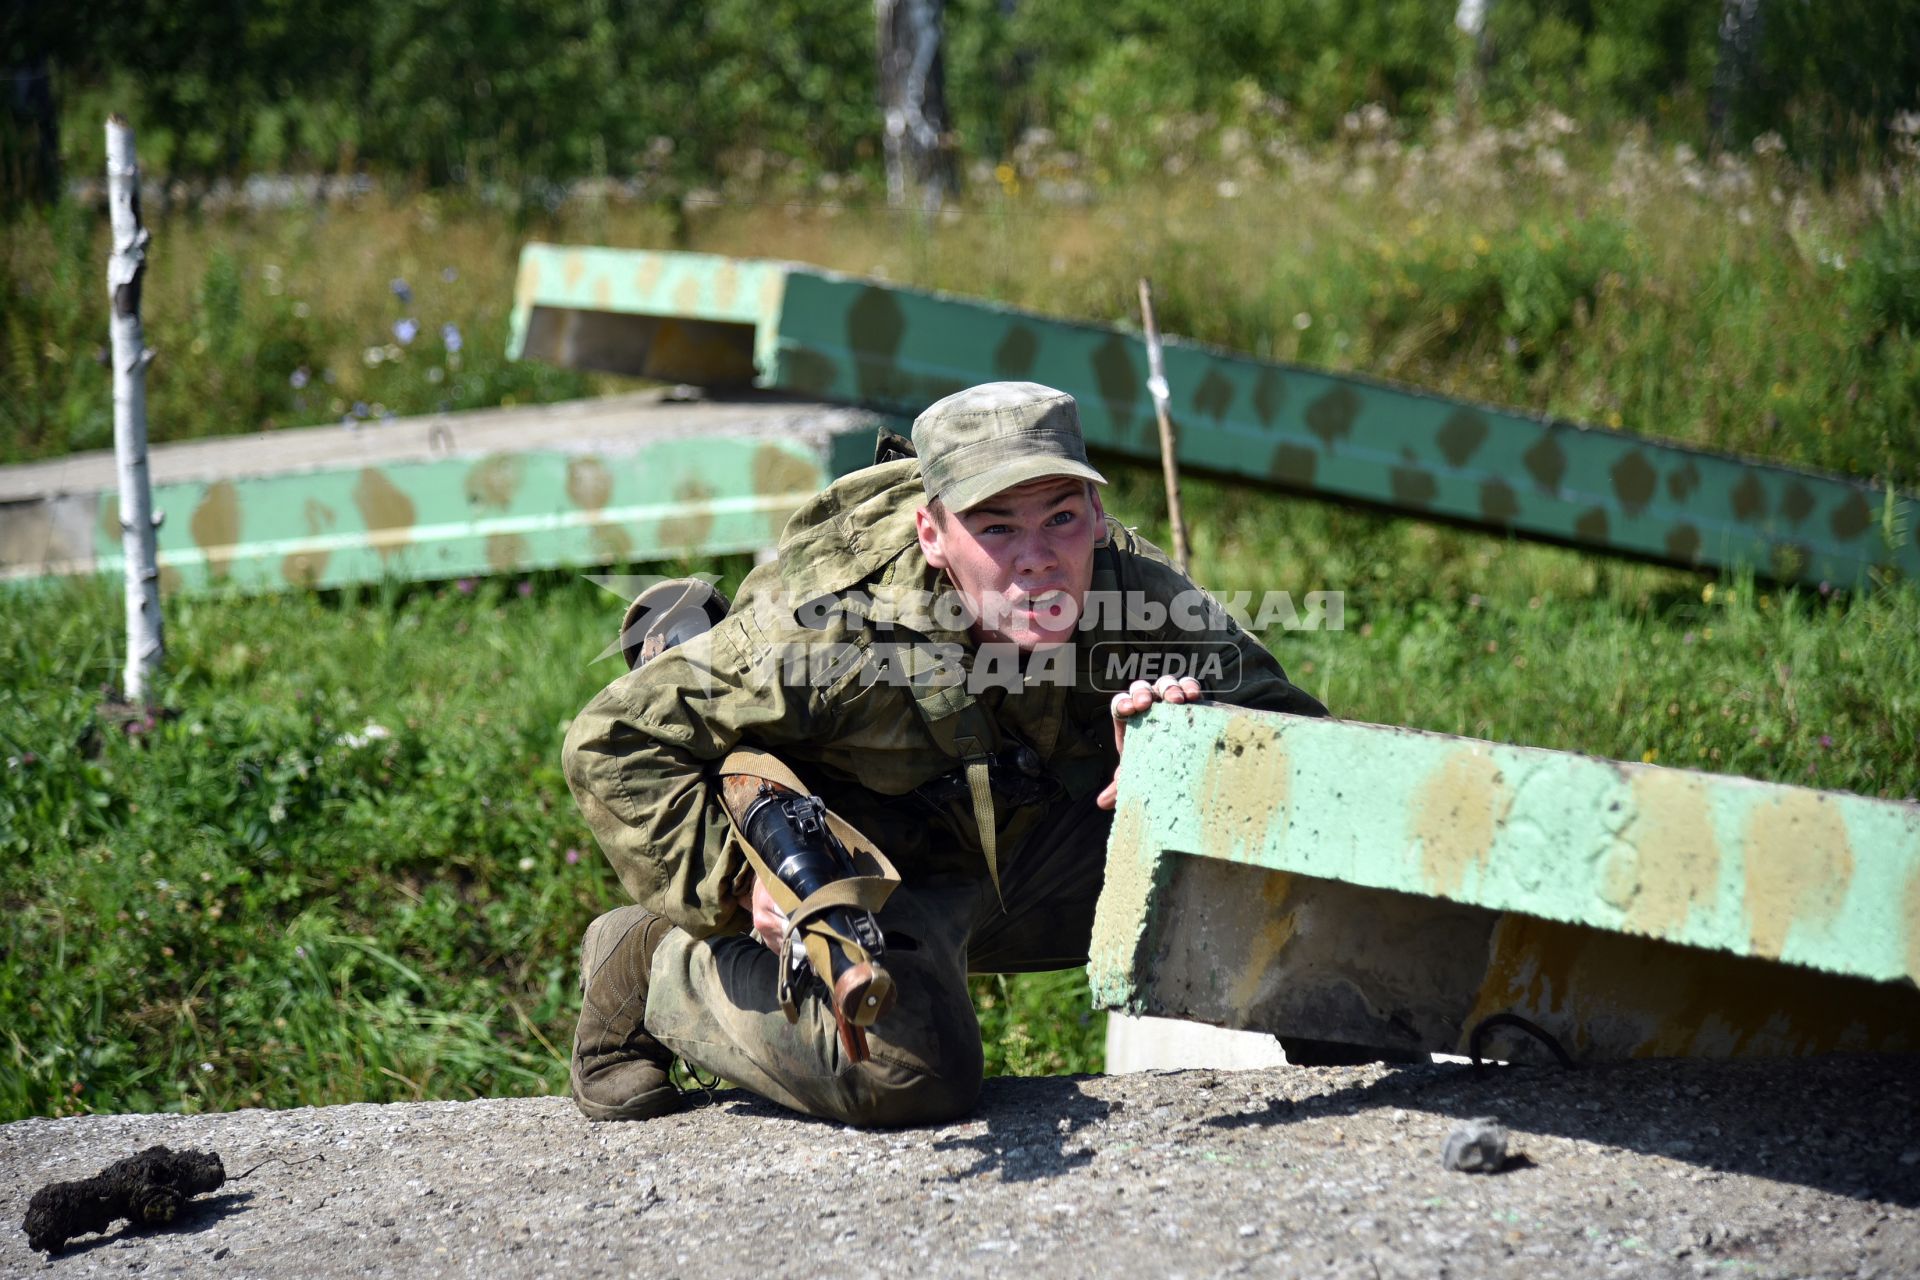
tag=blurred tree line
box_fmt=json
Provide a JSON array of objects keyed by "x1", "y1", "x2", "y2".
[{"x1": 3, "y1": 0, "x2": 1917, "y2": 205}]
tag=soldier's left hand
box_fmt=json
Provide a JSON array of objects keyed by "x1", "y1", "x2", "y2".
[
  {"x1": 735, "y1": 875, "x2": 789, "y2": 952},
  {"x1": 1096, "y1": 674, "x2": 1203, "y2": 810}
]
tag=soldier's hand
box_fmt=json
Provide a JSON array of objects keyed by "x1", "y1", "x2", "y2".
[
  {"x1": 1097, "y1": 675, "x2": 1203, "y2": 810},
  {"x1": 736, "y1": 875, "x2": 789, "y2": 952}
]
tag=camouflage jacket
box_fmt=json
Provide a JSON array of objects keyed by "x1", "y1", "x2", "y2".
[{"x1": 562, "y1": 457, "x2": 1327, "y2": 937}]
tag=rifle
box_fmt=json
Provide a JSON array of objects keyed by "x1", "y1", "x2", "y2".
[{"x1": 719, "y1": 755, "x2": 898, "y2": 1063}]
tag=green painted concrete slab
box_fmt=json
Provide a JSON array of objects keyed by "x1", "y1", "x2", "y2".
[
  {"x1": 1, "y1": 394, "x2": 881, "y2": 596},
  {"x1": 1089, "y1": 702, "x2": 1920, "y2": 995},
  {"x1": 511, "y1": 244, "x2": 1920, "y2": 590},
  {"x1": 1085, "y1": 703, "x2": 1920, "y2": 1061}
]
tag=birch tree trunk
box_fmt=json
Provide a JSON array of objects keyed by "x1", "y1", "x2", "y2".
[
  {"x1": 874, "y1": 0, "x2": 957, "y2": 211},
  {"x1": 1454, "y1": 0, "x2": 1495, "y2": 111},
  {"x1": 1710, "y1": 0, "x2": 1768, "y2": 152},
  {"x1": 105, "y1": 115, "x2": 164, "y2": 704}
]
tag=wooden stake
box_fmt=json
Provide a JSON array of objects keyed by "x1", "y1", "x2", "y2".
[
  {"x1": 106, "y1": 115, "x2": 163, "y2": 703},
  {"x1": 1138, "y1": 278, "x2": 1191, "y2": 573}
]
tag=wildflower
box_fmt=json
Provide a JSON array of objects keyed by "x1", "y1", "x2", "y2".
[
  {"x1": 295, "y1": 945, "x2": 306, "y2": 959},
  {"x1": 565, "y1": 847, "x2": 582, "y2": 865},
  {"x1": 441, "y1": 267, "x2": 458, "y2": 283},
  {"x1": 289, "y1": 366, "x2": 310, "y2": 390},
  {"x1": 394, "y1": 317, "x2": 419, "y2": 345},
  {"x1": 455, "y1": 578, "x2": 477, "y2": 595},
  {"x1": 390, "y1": 277, "x2": 413, "y2": 304},
  {"x1": 518, "y1": 856, "x2": 537, "y2": 872},
  {"x1": 517, "y1": 580, "x2": 533, "y2": 599},
  {"x1": 1820, "y1": 735, "x2": 1834, "y2": 749},
  {"x1": 351, "y1": 401, "x2": 369, "y2": 419},
  {"x1": 199, "y1": 1062, "x2": 213, "y2": 1073},
  {"x1": 441, "y1": 322, "x2": 463, "y2": 354},
  {"x1": 363, "y1": 346, "x2": 385, "y2": 367},
  {"x1": 335, "y1": 722, "x2": 392, "y2": 750},
  {"x1": 1818, "y1": 581, "x2": 1832, "y2": 596},
  {"x1": 1293, "y1": 312, "x2": 1312, "y2": 330}
]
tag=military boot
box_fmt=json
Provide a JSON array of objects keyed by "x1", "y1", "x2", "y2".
[{"x1": 570, "y1": 906, "x2": 682, "y2": 1121}]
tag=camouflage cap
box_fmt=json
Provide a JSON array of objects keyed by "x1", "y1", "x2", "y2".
[{"x1": 913, "y1": 381, "x2": 1108, "y2": 513}]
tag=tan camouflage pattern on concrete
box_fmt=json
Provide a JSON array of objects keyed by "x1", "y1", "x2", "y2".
[
  {"x1": 1087, "y1": 702, "x2": 1920, "y2": 1061},
  {"x1": 0, "y1": 395, "x2": 878, "y2": 595}
]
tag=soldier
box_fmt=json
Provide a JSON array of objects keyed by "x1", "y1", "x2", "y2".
[{"x1": 563, "y1": 381, "x2": 1326, "y2": 1126}]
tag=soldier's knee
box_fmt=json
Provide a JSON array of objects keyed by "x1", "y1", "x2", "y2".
[{"x1": 830, "y1": 1056, "x2": 982, "y2": 1128}]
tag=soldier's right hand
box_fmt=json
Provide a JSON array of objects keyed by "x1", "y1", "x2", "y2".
[{"x1": 1097, "y1": 674, "x2": 1203, "y2": 809}]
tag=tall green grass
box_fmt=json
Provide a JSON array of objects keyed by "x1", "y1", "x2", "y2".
[
  {"x1": 4, "y1": 465, "x2": 1914, "y2": 1120},
  {"x1": 6, "y1": 126, "x2": 1918, "y2": 486}
]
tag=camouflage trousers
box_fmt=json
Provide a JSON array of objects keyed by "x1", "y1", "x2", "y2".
[{"x1": 645, "y1": 789, "x2": 1113, "y2": 1128}]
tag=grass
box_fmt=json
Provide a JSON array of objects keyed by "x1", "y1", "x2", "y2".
[
  {"x1": 3, "y1": 123, "x2": 1918, "y2": 1120},
  {"x1": 4, "y1": 120, "x2": 1918, "y2": 485},
  {"x1": 4, "y1": 463, "x2": 1915, "y2": 1121}
]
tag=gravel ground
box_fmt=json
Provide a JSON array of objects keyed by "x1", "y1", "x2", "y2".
[{"x1": 5, "y1": 1056, "x2": 1917, "y2": 1279}]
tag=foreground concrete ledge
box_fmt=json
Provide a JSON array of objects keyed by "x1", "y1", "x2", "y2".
[
  {"x1": 1089, "y1": 704, "x2": 1920, "y2": 1062},
  {"x1": 5, "y1": 1060, "x2": 1918, "y2": 1279},
  {"x1": 1097, "y1": 704, "x2": 1920, "y2": 987}
]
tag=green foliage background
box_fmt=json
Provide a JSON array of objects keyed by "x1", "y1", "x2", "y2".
[{"x1": 5, "y1": 0, "x2": 1919, "y2": 193}]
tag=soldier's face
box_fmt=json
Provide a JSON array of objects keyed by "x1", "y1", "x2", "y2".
[{"x1": 915, "y1": 476, "x2": 1103, "y2": 650}]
